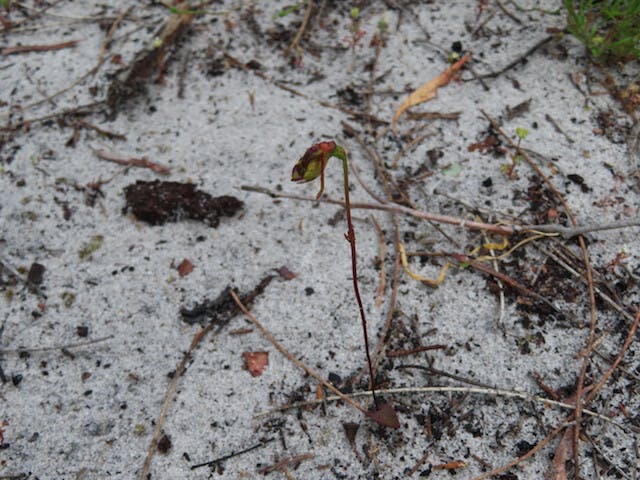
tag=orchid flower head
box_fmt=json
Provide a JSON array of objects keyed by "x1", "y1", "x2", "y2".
[{"x1": 291, "y1": 141, "x2": 346, "y2": 198}]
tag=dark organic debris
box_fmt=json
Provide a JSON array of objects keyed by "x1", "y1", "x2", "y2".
[
  {"x1": 181, "y1": 275, "x2": 275, "y2": 326},
  {"x1": 157, "y1": 434, "x2": 172, "y2": 454},
  {"x1": 106, "y1": 11, "x2": 194, "y2": 116},
  {"x1": 26, "y1": 262, "x2": 45, "y2": 287},
  {"x1": 123, "y1": 180, "x2": 243, "y2": 227},
  {"x1": 342, "y1": 422, "x2": 360, "y2": 445}
]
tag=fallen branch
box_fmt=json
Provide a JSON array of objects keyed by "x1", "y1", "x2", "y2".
[
  {"x1": 241, "y1": 185, "x2": 640, "y2": 238},
  {"x1": 584, "y1": 308, "x2": 640, "y2": 406},
  {"x1": 253, "y1": 385, "x2": 635, "y2": 433}
]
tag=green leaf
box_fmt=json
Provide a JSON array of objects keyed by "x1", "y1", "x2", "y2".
[
  {"x1": 165, "y1": 5, "x2": 207, "y2": 15},
  {"x1": 515, "y1": 127, "x2": 530, "y2": 140},
  {"x1": 441, "y1": 163, "x2": 463, "y2": 177},
  {"x1": 79, "y1": 235, "x2": 104, "y2": 260},
  {"x1": 377, "y1": 17, "x2": 389, "y2": 34},
  {"x1": 273, "y1": 3, "x2": 303, "y2": 19}
]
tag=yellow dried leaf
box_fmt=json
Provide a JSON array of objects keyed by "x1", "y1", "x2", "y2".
[
  {"x1": 398, "y1": 243, "x2": 450, "y2": 287},
  {"x1": 392, "y1": 53, "x2": 471, "y2": 134}
]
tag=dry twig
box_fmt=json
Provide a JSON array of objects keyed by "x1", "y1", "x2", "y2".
[
  {"x1": 140, "y1": 278, "x2": 275, "y2": 480},
  {"x1": 90, "y1": 146, "x2": 170, "y2": 175},
  {"x1": 1, "y1": 39, "x2": 80, "y2": 55},
  {"x1": 241, "y1": 185, "x2": 640, "y2": 238},
  {"x1": 229, "y1": 291, "x2": 367, "y2": 414},
  {"x1": 285, "y1": 0, "x2": 314, "y2": 56},
  {"x1": 480, "y1": 110, "x2": 600, "y2": 470}
]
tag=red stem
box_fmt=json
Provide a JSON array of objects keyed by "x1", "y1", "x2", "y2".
[{"x1": 342, "y1": 157, "x2": 379, "y2": 407}]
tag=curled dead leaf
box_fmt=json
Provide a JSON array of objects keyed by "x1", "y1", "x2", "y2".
[{"x1": 392, "y1": 53, "x2": 471, "y2": 134}]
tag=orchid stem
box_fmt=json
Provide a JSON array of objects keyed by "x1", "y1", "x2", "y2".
[{"x1": 340, "y1": 154, "x2": 379, "y2": 408}]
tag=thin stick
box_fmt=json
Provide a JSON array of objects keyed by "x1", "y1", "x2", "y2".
[
  {"x1": 542, "y1": 245, "x2": 636, "y2": 325},
  {"x1": 224, "y1": 52, "x2": 388, "y2": 126},
  {"x1": 0, "y1": 7, "x2": 128, "y2": 125},
  {"x1": 285, "y1": 0, "x2": 314, "y2": 56},
  {"x1": 473, "y1": 35, "x2": 555, "y2": 79},
  {"x1": 387, "y1": 345, "x2": 446, "y2": 357},
  {"x1": 190, "y1": 437, "x2": 275, "y2": 470},
  {"x1": 584, "y1": 309, "x2": 640, "y2": 406},
  {"x1": 0, "y1": 102, "x2": 103, "y2": 132},
  {"x1": 241, "y1": 185, "x2": 640, "y2": 238},
  {"x1": 1, "y1": 39, "x2": 80, "y2": 55},
  {"x1": 229, "y1": 290, "x2": 367, "y2": 414},
  {"x1": 140, "y1": 278, "x2": 275, "y2": 480},
  {"x1": 254, "y1": 385, "x2": 633, "y2": 432},
  {"x1": 481, "y1": 109, "x2": 600, "y2": 470},
  {"x1": 90, "y1": 146, "x2": 170, "y2": 175},
  {"x1": 472, "y1": 422, "x2": 570, "y2": 480},
  {"x1": 0, "y1": 335, "x2": 114, "y2": 354}
]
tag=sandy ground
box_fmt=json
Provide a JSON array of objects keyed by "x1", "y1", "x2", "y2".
[{"x1": 1, "y1": 1, "x2": 639, "y2": 479}]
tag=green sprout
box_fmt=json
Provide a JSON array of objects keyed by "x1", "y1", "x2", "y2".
[
  {"x1": 377, "y1": 16, "x2": 389, "y2": 35},
  {"x1": 292, "y1": 141, "x2": 400, "y2": 429},
  {"x1": 501, "y1": 128, "x2": 529, "y2": 180},
  {"x1": 515, "y1": 127, "x2": 530, "y2": 141},
  {"x1": 273, "y1": 2, "x2": 305, "y2": 19},
  {"x1": 564, "y1": 0, "x2": 640, "y2": 61}
]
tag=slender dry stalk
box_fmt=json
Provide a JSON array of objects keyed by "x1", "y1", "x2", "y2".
[{"x1": 229, "y1": 290, "x2": 367, "y2": 414}]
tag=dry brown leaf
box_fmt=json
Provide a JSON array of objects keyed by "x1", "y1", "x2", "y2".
[
  {"x1": 177, "y1": 259, "x2": 193, "y2": 277},
  {"x1": 365, "y1": 401, "x2": 400, "y2": 429},
  {"x1": 392, "y1": 53, "x2": 471, "y2": 134},
  {"x1": 433, "y1": 460, "x2": 469, "y2": 471},
  {"x1": 243, "y1": 351, "x2": 269, "y2": 377},
  {"x1": 548, "y1": 426, "x2": 572, "y2": 480},
  {"x1": 547, "y1": 385, "x2": 593, "y2": 480}
]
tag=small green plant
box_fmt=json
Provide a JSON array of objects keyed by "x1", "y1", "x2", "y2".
[
  {"x1": 564, "y1": 0, "x2": 640, "y2": 61},
  {"x1": 292, "y1": 141, "x2": 400, "y2": 428},
  {"x1": 345, "y1": 6, "x2": 366, "y2": 52},
  {"x1": 501, "y1": 127, "x2": 529, "y2": 180},
  {"x1": 273, "y1": 2, "x2": 305, "y2": 19}
]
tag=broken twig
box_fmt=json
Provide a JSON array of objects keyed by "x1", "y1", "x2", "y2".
[
  {"x1": 91, "y1": 147, "x2": 170, "y2": 175},
  {"x1": 241, "y1": 185, "x2": 640, "y2": 238},
  {"x1": 1, "y1": 39, "x2": 80, "y2": 55},
  {"x1": 229, "y1": 290, "x2": 367, "y2": 414}
]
